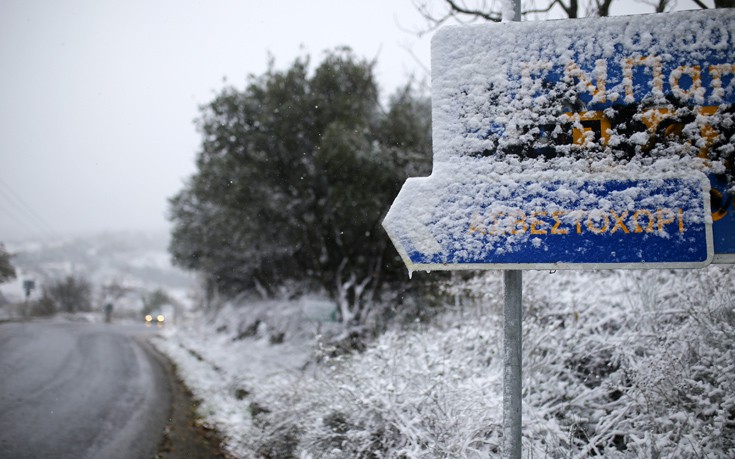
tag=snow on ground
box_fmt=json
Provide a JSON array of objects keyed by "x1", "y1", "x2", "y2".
[
  {"x1": 154, "y1": 266, "x2": 735, "y2": 458},
  {"x1": 151, "y1": 297, "x2": 326, "y2": 457}
]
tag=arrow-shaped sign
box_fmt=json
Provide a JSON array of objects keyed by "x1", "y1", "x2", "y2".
[
  {"x1": 383, "y1": 170, "x2": 713, "y2": 272},
  {"x1": 382, "y1": 9, "x2": 735, "y2": 272}
]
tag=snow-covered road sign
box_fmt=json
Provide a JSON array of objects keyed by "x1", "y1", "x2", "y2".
[
  {"x1": 384, "y1": 172, "x2": 713, "y2": 271},
  {"x1": 384, "y1": 9, "x2": 735, "y2": 271}
]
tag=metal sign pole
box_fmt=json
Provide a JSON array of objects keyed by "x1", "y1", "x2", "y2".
[
  {"x1": 503, "y1": 4, "x2": 523, "y2": 458},
  {"x1": 503, "y1": 270, "x2": 522, "y2": 459},
  {"x1": 512, "y1": 0, "x2": 522, "y2": 21}
]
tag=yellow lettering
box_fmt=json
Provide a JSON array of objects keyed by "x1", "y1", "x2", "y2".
[
  {"x1": 568, "y1": 111, "x2": 612, "y2": 146},
  {"x1": 640, "y1": 108, "x2": 671, "y2": 133},
  {"x1": 709, "y1": 64, "x2": 735, "y2": 102},
  {"x1": 623, "y1": 56, "x2": 663, "y2": 103},
  {"x1": 529, "y1": 211, "x2": 547, "y2": 235},
  {"x1": 511, "y1": 211, "x2": 528, "y2": 235},
  {"x1": 657, "y1": 209, "x2": 675, "y2": 232},
  {"x1": 551, "y1": 211, "x2": 569, "y2": 235},
  {"x1": 468, "y1": 212, "x2": 486, "y2": 235},
  {"x1": 697, "y1": 105, "x2": 721, "y2": 158},
  {"x1": 468, "y1": 207, "x2": 688, "y2": 239},
  {"x1": 490, "y1": 211, "x2": 506, "y2": 235},
  {"x1": 586, "y1": 211, "x2": 610, "y2": 234},
  {"x1": 610, "y1": 210, "x2": 630, "y2": 234},
  {"x1": 670, "y1": 65, "x2": 702, "y2": 102},
  {"x1": 632, "y1": 210, "x2": 655, "y2": 233},
  {"x1": 565, "y1": 60, "x2": 607, "y2": 103}
]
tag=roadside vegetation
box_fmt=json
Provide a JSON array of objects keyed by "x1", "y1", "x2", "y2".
[
  {"x1": 160, "y1": 3, "x2": 735, "y2": 457},
  {"x1": 167, "y1": 48, "x2": 441, "y2": 335},
  {"x1": 155, "y1": 267, "x2": 735, "y2": 458},
  {"x1": 161, "y1": 32, "x2": 735, "y2": 456}
]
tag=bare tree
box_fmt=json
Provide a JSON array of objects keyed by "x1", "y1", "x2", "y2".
[
  {"x1": 412, "y1": 0, "x2": 611, "y2": 27},
  {"x1": 101, "y1": 279, "x2": 132, "y2": 303},
  {"x1": 638, "y1": 0, "x2": 675, "y2": 13},
  {"x1": 412, "y1": 0, "x2": 720, "y2": 31},
  {"x1": 42, "y1": 275, "x2": 93, "y2": 313}
]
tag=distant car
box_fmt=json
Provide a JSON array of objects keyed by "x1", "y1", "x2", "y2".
[{"x1": 144, "y1": 312, "x2": 165, "y2": 325}]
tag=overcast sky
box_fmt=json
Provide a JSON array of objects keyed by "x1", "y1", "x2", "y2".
[
  {"x1": 0, "y1": 0, "x2": 435, "y2": 241},
  {"x1": 0, "y1": 0, "x2": 707, "y2": 241}
]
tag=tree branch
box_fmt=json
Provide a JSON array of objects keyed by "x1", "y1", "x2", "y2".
[
  {"x1": 445, "y1": 0, "x2": 502, "y2": 22},
  {"x1": 595, "y1": 0, "x2": 614, "y2": 16},
  {"x1": 524, "y1": 0, "x2": 563, "y2": 16}
]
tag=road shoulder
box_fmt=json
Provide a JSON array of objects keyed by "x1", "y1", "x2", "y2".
[{"x1": 138, "y1": 337, "x2": 228, "y2": 459}]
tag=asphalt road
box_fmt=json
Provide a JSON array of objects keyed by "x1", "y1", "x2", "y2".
[{"x1": 0, "y1": 321, "x2": 171, "y2": 459}]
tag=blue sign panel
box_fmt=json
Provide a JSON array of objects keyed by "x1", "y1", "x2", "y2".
[
  {"x1": 384, "y1": 10, "x2": 732, "y2": 270},
  {"x1": 711, "y1": 177, "x2": 735, "y2": 260},
  {"x1": 462, "y1": 12, "x2": 734, "y2": 262},
  {"x1": 393, "y1": 177, "x2": 712, "y2": 269}
]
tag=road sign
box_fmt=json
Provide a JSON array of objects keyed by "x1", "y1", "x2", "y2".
[
  {"x1": 385, "y1": 172, "x2": 712, "y2": 271},
  {"x1": 384, "y1": 9, "x2": 734, "y2": 270},
  {"x1": 23, "y1": 279, "x2": 35, "y2": 298}
]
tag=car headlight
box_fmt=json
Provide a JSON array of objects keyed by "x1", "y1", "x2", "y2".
[
  {"x1": 156, "y1": 314, "x2": 165, "y2": 323},
  {"x1": 145, "y1": 314, "x2": 153, "y2": 322}
]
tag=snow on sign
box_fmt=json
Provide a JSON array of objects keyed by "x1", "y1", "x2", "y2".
[{"x1": 383, "y1": 9, "x2": 735, "y2": 271}]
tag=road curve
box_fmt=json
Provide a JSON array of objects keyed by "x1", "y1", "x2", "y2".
[{"x1": 0, "y1": 321, "x2": 171, "y2": 459}]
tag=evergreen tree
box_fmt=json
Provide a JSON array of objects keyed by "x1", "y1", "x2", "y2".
[
  {"x1": 169, "y1": 49, "x2": 432, "y2": 323},
  {"x1": 0, "y1": 243, "x2": 15, "y2": 284}
]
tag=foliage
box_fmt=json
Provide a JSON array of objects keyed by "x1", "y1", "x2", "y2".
[
  {"x1": 169, "y1": 48, "x2": 433, "y2": 323},
  {"x1": 142, "y1": 288, "x2": 174, "y2": 315},
  {"x1": 238, "y1": 267, "x2": 735, "y2": 458},
  {"x1": 516, "y1": 268, "x2": 735, "y2": 457},
  {"x1": 30, "y1": 295, "x2": 57, "y2": 317},
  {"x1": 412, "y1": 0, "x2": 719, "y2": 29},
  {"x1": 40, "y1": 274, "x2": 93, "y2": 313},
  {"x1": 101, "y1": 280, "x2": 132, "y2": 302},
  {"x1": 0, "y1": 243, "x2": 16, "y2": 284}
]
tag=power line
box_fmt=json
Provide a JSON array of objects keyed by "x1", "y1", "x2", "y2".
[
  {"x1": 0, "y1": 198, "x2": 47, "y2": 240},
  {"x1": 0, "y1": 176, "x2": 57, "y2": 240}
]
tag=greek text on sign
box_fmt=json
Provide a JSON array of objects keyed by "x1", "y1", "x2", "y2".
[{"x1": 383, "y1": 10, "x2": 732, "y2": 271}]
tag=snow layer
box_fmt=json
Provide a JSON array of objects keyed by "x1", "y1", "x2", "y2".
[
  {"x1": 384, "y1": 9, "x2": 735, "y2": 271},
  {"x1": 154, "y1": 266, "x2": 735, "y2": 458},
  {"x1": 431, "y1": 9, "x2": 735, "y2": 162}
]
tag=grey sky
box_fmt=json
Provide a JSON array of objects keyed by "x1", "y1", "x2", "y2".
[
  {"x1": 0, "y1": 0, "x2": 431, "y2": 240},
  {"x1": 0, "y1": 0, "x2": 709, "y2": 241}
]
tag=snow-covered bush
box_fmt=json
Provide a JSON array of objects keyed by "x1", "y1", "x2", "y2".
[
  {"x1": 156, "y1": 267, "x2": 734, "y2": 458},
  {"x1": 241, "y1": 267, "x2": 734, "y2": 458},
  {"x1": 521, "y1": 268, "x2": 735, "y2": 457},
  {"x1": 249, "y1": 319, "x2": 505, "y2": 458}
]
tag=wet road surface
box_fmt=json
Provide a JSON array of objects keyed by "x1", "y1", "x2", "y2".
[{"x1": 0, "y1": 321, "x2": 170, "y2": 459}]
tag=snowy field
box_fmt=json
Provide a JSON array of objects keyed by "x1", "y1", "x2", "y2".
[{"x1": 153, "y1": 266, "x2": 734, "y2": 458}]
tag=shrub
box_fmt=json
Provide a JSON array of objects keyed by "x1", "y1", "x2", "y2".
[
  {"x1": 41, "y1": 274, "x2": 93, "y2": 313},
  {"x1": 245, "y1": 268, "x2": 735, "y2": 458}
]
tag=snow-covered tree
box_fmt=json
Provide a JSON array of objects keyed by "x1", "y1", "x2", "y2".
[{"x1": 169, "y1": 49, "x2": 433, "y2": 323}]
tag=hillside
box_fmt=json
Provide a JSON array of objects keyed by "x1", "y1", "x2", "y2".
[{"x1": 0, "y1": 231, "x2": 197, "y2": 320}]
